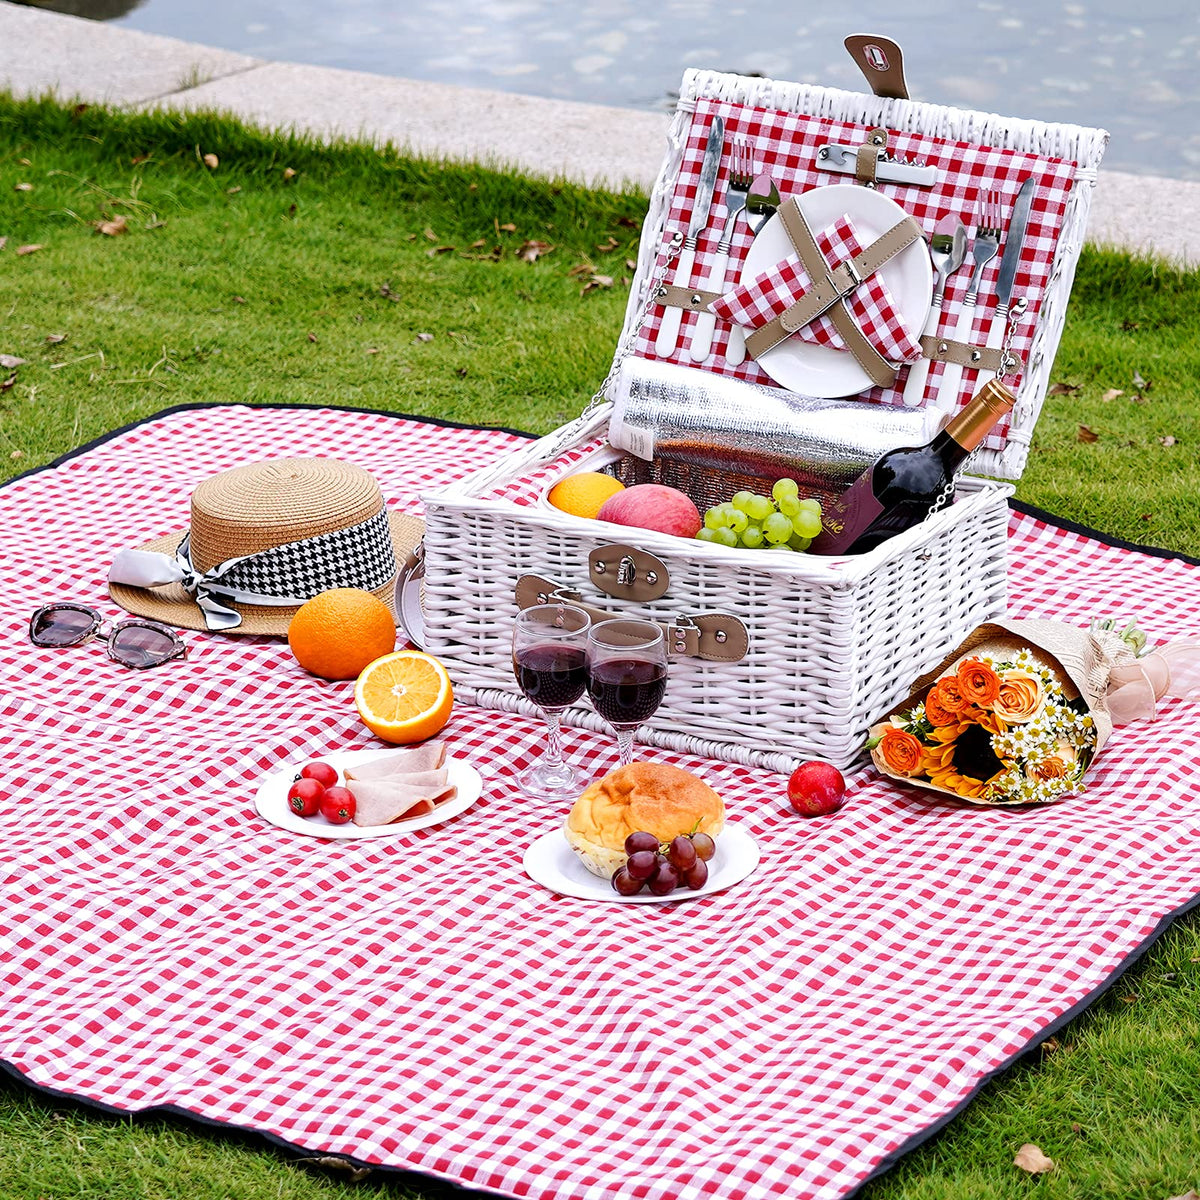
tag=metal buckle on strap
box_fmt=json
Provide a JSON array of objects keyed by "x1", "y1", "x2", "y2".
[{"x1": 826, "y1": 260, "x2": 862, "y2": 299}]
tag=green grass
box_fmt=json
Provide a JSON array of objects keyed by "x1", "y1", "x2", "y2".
[{"x1": 2, "y1": 95, "x2": 1200, "y2": 1200}]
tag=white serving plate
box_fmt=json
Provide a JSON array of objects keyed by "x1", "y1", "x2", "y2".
[
  {"x1": 741, "y1": 184, "x2": 932, "y2": 398},
  {"x1": 254, "y1": 746, "x2": 483, "y2": 839},
  {"x1": 523, "y1": 823, "x2": 759, "y2": 903}
]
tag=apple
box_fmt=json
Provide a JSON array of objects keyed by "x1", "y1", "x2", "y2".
[
  {"x1": 596, "y1": 484, "x2": 702, "y2": 539},
  {"x1": 787, "y1": 760, "x2": 846, "y2": 817}
]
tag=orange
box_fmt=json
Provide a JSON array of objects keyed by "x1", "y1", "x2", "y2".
[
  {"x1": 547, "y1": 472, "x2": 625, "y2": 519},
  {"x1": 355, "y1": 650, "x2": 454, "y2": 744},
  {"x1": 287, "y1": 588, "x2": 397, "y2": 681}
]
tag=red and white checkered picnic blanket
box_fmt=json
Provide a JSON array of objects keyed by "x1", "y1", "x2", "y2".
[
  {"x1": 635, "y1": 97, "x2": 1079, "y2": 452},
  {"x1": 3, "y1": 405, "x2": 1199, "y2": 1200},
  {"x1": 710, "y1": 213, "x2": 923, "y2": 363}
]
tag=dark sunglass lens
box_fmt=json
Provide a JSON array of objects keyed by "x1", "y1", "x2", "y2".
[
  {"x1": 111, "y1": 625, "x2": 177, "y2": 667},
  {"x1": 32, "y1": 606, "x2": 95, "y2": 646}
]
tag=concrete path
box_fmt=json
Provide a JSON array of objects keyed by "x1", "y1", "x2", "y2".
[{"x1": 2, "y1": 3, "x2": 1198, "y2": 266}]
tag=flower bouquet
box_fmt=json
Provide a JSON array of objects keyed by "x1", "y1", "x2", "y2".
[{"x1": 868, "y1": 617, "x2": 1199, "y2": 806}]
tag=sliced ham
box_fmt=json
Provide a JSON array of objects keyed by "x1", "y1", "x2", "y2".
[
  {"x1": 345, "y1": 741, "x2": 446, "y2": 781},
  {"x1": 348, "y1": 778, "x2": 457, "y2": 826}
]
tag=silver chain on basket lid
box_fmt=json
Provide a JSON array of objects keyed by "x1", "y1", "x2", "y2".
[
  {"x1": 578, "y1": 234, "x2": 685, "y2": 422},
  {"x1": 927, "y1": 301, "x2": 1027, "y2": 518}
]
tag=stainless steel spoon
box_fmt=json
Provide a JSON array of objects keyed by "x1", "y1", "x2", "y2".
[{"x1": 901, "y1": 214, "x2": 968, "y2": 406}]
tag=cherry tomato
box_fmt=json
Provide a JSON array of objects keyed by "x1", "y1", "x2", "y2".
[
  {"x1": 299, "y1": 761, "x2": 339, "y2": 789},
  {"x1": 319, "y1": 786, "x2": 356, "y2": 825},
  {"x1": 287, "y1": 777, "x2": 325, "y2": 817}
]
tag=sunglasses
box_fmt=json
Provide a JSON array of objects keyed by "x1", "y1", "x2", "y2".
[{"x1": 29, "y1": 604, "x2": 188, "y2": 670}]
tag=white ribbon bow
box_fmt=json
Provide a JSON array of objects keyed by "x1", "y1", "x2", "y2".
[{"x1": 108, "y1": 535, "x2": 310, "y2": 631}]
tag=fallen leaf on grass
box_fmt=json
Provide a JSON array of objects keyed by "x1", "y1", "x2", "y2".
[
  {"x1": 625, "y1": 258, "x2": 637, "y2": 270},
  {"x1": 0, "y1": 355, "x2": 27, "y2": 369},
  {"x1": 517, "y1": 239, "x2": 554, "y2": 262},
  {"x1": 379, "y1": 283, "x2": 400, "y2": 302},
  {"x1": 581, "y1": 274, "x2": 613, "y2": 295},
  {"x1": 364, "y1": 347, "x2": 380, "y2": 354},
  {"x1": 18, "y1": 158, "x2": 30, "y2": 166},
  {"x1": 16, "y1": 244, "x2": 44, "y2": 255},
  {"x1": 226, "y1": 186, "x2": 241, "y2": 195},
  {"x1": 9, "y1": 448, "x2": 23, "y2": 459},
  {"x1": 202, "y1": 153, "x2": 219, "y2": 169},
  {"x1": 470, "y1": 239, "x2": 487, "y2": 249},
  {"x1": 96, "y1": 215, "x2": 128, "y2": 237},
  {"x1": 45, "y1": 333, "x2": 66, "y2": 344},
  {"x1": 1133, "y1": 369, "x2": 1149, "y2": 389},
  {"x1": 1164, "y1": 1190, "x2": 1200, "y2": 1200},
  {"x1": 1101, "y1": 388, "x2": 1124, "y2": 401},
  {"x1": 415, "y1": 332, "x2": 434, "y2": 343},
  {"x1": 1013, "y1": 1144, "x2": 1054, "y2": 1174},
  {"x1": 595, "y1": 235, "x2": 619, "y2": 253},
  {"x1": 294, "y1": 1155, "x2": 372, "y2": 1183},
  {"x1": 0, "y1": 237, "x2": 6, "y2": 251},
  {"x1": 283, "y1": 167, "x2": 297, "y2": 180},
  {"x1": 233, "y1": 296, "x2": 247, "y2": 304},
  {"x1": 14, "y1": 182, "x2": 33, "y2": 192},
  {"x1": 1120, "y1": 318, "x2": 1140, "y2": 332},
  {"x1": 1159, "y1": 436, "x2": 1178, "y2": 446},
  {"x1": 1142, "y1": 513, "x2": 1155, "y2": 521},
  {"x1": 1077, "y1": 424, "x2": 1099, "y2": 443},
  {"x1": 616, "y1": 216, "x2": 638, "y2": 228},
  {"x1": 1048, "y1": 381, "x2": 1079, "y2": 395},
  {"x1": 456, "y1": 367, "x2": 468, "y2": 377},
  {"x1": 567, "y1": 262, "x2": 594, "y2": 278},
  {"x1": 495, "y1": 220, "x2": 516, "y2": 234},
  {"x1": 1039, "y1": 1037, "x2": 1060, "y2": 1055},
  {"x1": 423, "y1": 226, "x2": 438, "y2": 242},
  {"x1": 1, "y1": 374, "x2": 16, "y2": 393},
  {"x1": 131, "y1": 153, "x2": 153, "y2": 166},
  {"x1": 306, "y1": 332, "x2": 318, "y2": 343},
  {"x1": 425, "y1": 245, "x2": 455, "y2": 257}
]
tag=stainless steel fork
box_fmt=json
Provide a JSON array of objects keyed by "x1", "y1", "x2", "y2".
[
  {"x1": 689, "y1": 137, "x2": 754, "y2": 363},
  {"x1": 932, "y1": 191, "x2": 1003, "y2": 415}
]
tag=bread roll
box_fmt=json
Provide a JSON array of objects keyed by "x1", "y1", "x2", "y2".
[{"x1": 564, "y1": 762, "x2": 724, "y2": 878}]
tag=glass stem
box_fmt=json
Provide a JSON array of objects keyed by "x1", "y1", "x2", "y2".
[
  {"x1": 542, "y1": 709, "x2": 565, "y2": 768},
  {"x1": 616, "y1": 727, "x2": 636, "y2": 767}
]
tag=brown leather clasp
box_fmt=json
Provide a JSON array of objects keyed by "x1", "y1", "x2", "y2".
[{"x1": 589, "y1": 544, "x2": 670, "y2": 601}]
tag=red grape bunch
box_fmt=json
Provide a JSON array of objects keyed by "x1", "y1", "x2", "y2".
[{"x1": 611, "y1": 830, "x2": 716, "y2": 896}]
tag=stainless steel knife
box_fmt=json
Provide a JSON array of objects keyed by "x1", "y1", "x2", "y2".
[
  {"x1": 655, "y1": 115, "x2": 724, "y2": 359},
  {"x1": 985, "y1": 175, "x2": 1036, "y2": 359}
]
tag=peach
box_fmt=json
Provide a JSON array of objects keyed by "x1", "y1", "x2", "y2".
[{"x1": 596, "y1": 484, "x2": 701, "y2": 539}]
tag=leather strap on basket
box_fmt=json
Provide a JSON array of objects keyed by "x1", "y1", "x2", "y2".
[
  {"x1": 744, "y1": 198, "x2": 922, "y2": 387},
  {"x1": 515, "y1": 573, "x2": 748, "y2": 663}
]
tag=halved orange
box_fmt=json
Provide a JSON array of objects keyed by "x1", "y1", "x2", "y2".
[{"x1": 354, "y1": 651, "x2": 454, "y2": 744}]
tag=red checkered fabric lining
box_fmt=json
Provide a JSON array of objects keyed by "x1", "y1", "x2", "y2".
[
  {"x1": 710, "y1": 214, "x2": 923, "y2": 363},
  {"x1": 632, "y1": 97, "x2": 1079, "y2": 452},
  {"x1": 3, "y1": 406, "x2": 1198, "y2": 1200}
]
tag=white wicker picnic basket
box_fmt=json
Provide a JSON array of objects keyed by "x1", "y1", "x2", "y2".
[{"x1": 414, "y1": 63, "x2": 1109, "y2": 773}]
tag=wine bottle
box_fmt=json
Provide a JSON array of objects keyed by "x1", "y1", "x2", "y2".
[{"x1": 809, "y1": 379, "x2": 1016, "y2": 556}]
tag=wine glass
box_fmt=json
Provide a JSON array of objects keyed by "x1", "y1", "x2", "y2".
[
  {"x1": 585, "y1": 619, "x2": 669, "y2": 767},
  {"x1": 512, "y1": 604, "x2": 591, "y2": 799}
]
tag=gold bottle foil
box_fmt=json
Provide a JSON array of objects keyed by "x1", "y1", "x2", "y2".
[
  {"x1": 943, "y1": 378, "x2": 1017, "y2": 452},
  {"x1": 608, "y1": 360, "x2": 941, "y2": 491}
]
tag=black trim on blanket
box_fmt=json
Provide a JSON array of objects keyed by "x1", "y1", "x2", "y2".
[{"x1": 3, "y1": 403, "x2": 1199, "y2": 1200}]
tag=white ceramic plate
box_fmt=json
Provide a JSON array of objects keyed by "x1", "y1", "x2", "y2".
[
  {"x1": 740, "y1": 184, "x2": 932, "y2": 398},
  {"x1": 523, "y1": 823, "x2": 759, "y2": 903},
  {"x1": 254, "y1": 747, "x2": 483, "y2": 839}
]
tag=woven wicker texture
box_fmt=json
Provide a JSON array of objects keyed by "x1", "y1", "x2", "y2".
[{"x1": 188, "y1": 457, "x2": 386, "y2": 570}]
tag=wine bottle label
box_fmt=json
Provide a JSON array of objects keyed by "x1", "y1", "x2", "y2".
[{"x1": 809, "y1": 467, "x2": 885, "y2": 555}]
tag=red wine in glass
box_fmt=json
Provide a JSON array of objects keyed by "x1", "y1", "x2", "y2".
[
  {"x1": 585, "y1": 619, "x2": 668, "y2": 766},
  {"x1": 511, "y1": 604, "x2": 591, "y2": 799},
  {"x1": 586, "y1": 656, "x2": 667, "y2": 727},
  {"x1": 514, "y1": 644, "x2": 588, "y2": 710}
]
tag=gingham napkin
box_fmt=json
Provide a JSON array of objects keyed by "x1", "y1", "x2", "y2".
[{"x1": 711, "y1": 214, "x2": 924, "y2": 363}]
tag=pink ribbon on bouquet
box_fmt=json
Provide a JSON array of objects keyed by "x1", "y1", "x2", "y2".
[{"x1": 1106, "y1": 639, "x2": 1200, "y2": 725}]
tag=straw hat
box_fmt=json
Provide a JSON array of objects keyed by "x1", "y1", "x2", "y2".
[{"x1": 108, "y1": 457, "x2": 424, "y2": 636}]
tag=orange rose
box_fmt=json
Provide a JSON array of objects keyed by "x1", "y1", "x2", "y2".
[
  {"x1": 993, "y1": 669, "x2": 1045, "y2": 724},
  {"x1": 956, "y1": 657, "x2": 1001, "y2": 708},
  {"x1": 934, "y1": 676, "x2": 968, "y2": 713},
  {"x1": 1030, "y1": 739, "x2": 1078, "y2": 783},
  {"x1": 879, "y1": 727, "x2": 924, "y2": 777},
  {"x1": 923, "y1": 686, "x2": 959, "y2": 727}
]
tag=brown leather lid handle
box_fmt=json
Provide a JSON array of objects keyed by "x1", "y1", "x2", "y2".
[
  {"x1": 515, "y1": 574, "x2": 748, "y2": 664},
  {"x1": 844, "y1": 34, "x2": 910, "y2": 100}
]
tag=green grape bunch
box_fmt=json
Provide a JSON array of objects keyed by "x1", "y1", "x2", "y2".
[{"x1": 694, "y1": 479, "x2": 824, "y2": 552}]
